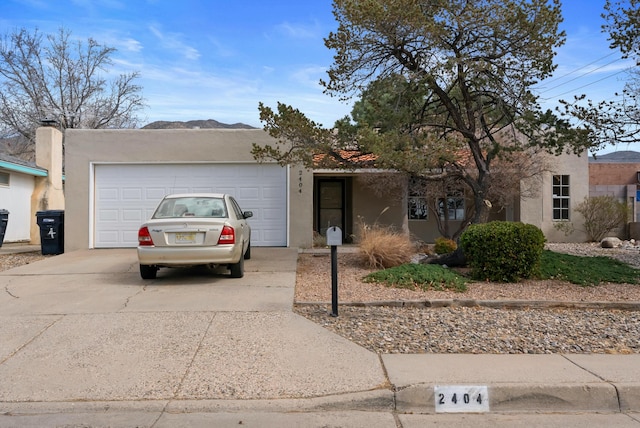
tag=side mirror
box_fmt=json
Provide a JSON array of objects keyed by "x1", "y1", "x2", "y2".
[{"x1": 243, "y1": 211, "x2": 253, "y2": 219}]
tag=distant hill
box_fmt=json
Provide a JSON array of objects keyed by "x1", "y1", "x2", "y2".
[
  {"x1": 142, "y1": 119, "x2": 256, "y2": 130},
  {"x1": 589, "y1": 150, "x2": 640, "y2": 162}
]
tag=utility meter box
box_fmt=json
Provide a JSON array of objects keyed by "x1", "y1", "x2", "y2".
[{"x1": 326, "y1": 226, "x2": 343, "y2": 246}]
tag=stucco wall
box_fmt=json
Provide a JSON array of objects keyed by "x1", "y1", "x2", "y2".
[
  {"x1": 351, "y1": 174, "x2": 406, "y2": 240},
  {"x1": 64, "y1": 128, "x2": 313, "y2": 251},
  {"x1": 520, "y1": 151, "x2": 589, "y2": 242}
]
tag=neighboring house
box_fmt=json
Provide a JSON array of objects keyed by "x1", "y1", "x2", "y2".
[
  {"x1": 0, "y1": 127, "x2": 65, "y2": 243},
  {"x1": 64, "y1": 128, "x2": 590, "y2": 252},
  {"x1": 589, "y1": 150, "x2": 640, "y2": 239}
]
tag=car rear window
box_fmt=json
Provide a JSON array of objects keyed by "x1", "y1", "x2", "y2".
[{"x1": 153, "y1": 197, "x2": 228, "y2": 218}]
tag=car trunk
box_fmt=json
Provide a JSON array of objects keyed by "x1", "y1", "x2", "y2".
[{"x1": 146, "y1": 219, "x2": 226, "y2": 247}]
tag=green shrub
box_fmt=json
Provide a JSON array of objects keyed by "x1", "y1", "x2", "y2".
[
  {"x1": 434, "y1": 237, "x2": 457, "y2": 254},
  {"x1": 459, "y1": 221, "x2": 546, "y2": 282}
]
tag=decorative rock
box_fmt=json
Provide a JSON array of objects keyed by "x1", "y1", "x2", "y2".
[
  {"x1": 601, "y1": 237, "x2": 622, "y2": 248},
  {"x1": 411, "y1": 253, "x2": 430, "y2": 264}
]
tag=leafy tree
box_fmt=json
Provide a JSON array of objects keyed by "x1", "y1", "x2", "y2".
[
  {"x1": 348, "y1": 73, "x2": 554, "y2": 240},
  {"x1": 603, "y1": 0, "x2": 640, "y2": 58},
  {"x1": 255, "y1": 0, "x2": 587, "y2": 229},
  {"x1": 0, "y1": 27, "x2": 144, "y2": 159},
  {"x1": 561, "y1": 0, "x2": 640, "y2": 150}
]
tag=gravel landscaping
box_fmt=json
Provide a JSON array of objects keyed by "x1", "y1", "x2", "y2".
[
  {"x1": 294, "y1": 243, "x2": 640, "y2": 354},
  {"x1": 0, "y1": 251, "x2": 47, "y2": 272}
]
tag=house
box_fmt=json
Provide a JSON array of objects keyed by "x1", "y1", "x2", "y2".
[
  {"x1": 589, "y1": 150, "x2": 640, "y2": 239},
  {"x1": 63, "y1": 128, "x2": 590, "y2": 252},
  {"x1": 0, "y1": 127, "x2": 64, "y2": 244},
  {"x1": 315, "y1": 148, "x2": 590, "y2": 244}
]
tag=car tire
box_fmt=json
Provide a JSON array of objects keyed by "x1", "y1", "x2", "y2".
[
  {"x1": 229, "y1": 256, "x2": 244, "y2": 278},
  {"x1": 140, "y1": 264, "x2": 157, "y2": 279},
  {"x1": 244, "y1": 241, "x2": 251, "y2": 260}
]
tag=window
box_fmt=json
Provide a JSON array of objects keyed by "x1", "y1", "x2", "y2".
[
  {"x1": 408, "y1": 197, "x2": 428, "y2": 220},
  {"x1": 552, "y1": 175, "x2": 570, "y2": 221},
  {"x1": 438, "y1": 191, "x2": 465, "y2": 220},
  {"x1": 0, "y1": 171, "x2": 9, "y2": 187},
  {"x1": 408, "y1": 177, "x2": 428, "y2": 220}
]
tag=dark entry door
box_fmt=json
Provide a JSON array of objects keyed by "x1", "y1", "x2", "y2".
[{"x1": 317, "y1": 179, "x2": 345, "y2": 238}]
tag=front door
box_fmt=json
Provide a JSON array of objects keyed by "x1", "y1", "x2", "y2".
[{"x1": 317, "y1": 179, "x2": 345, "y2": 240}]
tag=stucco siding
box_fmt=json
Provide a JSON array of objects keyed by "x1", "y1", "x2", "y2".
[
  {"x1": 350, "y1": 174, "x2": 405, "y2": 241},
  {"x1": 521, "y1": 151, "x2": 589, "y2": 242}
]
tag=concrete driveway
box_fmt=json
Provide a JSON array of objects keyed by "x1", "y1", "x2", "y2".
[{"x1": 0, "y1": 248, "x2": 387, "y2": 406}]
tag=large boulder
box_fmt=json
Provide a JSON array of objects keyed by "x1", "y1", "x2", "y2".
[{"x1": 600, "y1": 237, "x2": 622, "y2": 248}]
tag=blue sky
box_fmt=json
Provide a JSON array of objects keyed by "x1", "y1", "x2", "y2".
[{"x1": 1, "y1": 0, "x2": 637, "y2": 153}]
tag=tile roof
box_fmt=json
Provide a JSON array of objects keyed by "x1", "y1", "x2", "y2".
[{"x1": 313, "y1": 150, "x2": 378, "y2": 168}]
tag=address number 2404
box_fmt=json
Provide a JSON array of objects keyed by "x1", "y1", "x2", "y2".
[{"x1": 434, "y1": 385, "x2": 490, "y2": 413}]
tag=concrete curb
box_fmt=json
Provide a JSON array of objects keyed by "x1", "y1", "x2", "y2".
[
  {"x1": 383, "y1": 354, "x2": 640, "y2": 415},
  {"x1": 394, "y1": 383, "x2": 621, "y2": 414}
]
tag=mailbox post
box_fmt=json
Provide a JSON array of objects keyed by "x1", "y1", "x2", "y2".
[{"x1": 326, "y1": 226, "x2": 343, "y2": 317}]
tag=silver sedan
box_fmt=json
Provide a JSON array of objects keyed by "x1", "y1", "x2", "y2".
[{"x1": 137, "y1": 193, "x2": 252, "y2": 279}]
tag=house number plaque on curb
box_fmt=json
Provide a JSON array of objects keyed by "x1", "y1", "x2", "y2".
[{"x1": 434, "y1": 385, "x2": 490, "y2": 413}]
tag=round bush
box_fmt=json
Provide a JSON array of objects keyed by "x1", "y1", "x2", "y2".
[
  {"x1": 459, "y1": 221, "x2": 546, "y2": 282},
  {"x1": 434, "y1": 237, "x2": 457, "y2": 254}
]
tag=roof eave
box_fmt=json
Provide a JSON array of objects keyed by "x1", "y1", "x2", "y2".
[{"x1": 0, "y1": 160, "x2": 49, "y2": 177}]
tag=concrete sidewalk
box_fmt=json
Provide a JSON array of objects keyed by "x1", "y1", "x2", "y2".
[{"x1": 0, "y1": 246, "x2": 639, "y2": 426}]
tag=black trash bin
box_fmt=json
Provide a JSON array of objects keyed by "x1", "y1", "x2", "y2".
[
  {"x1": 36, "y1": 210, "x2": 64, "y2": 255},
  {"x1": 0, "y1": 209, "x2": 8, "y2": 248}
]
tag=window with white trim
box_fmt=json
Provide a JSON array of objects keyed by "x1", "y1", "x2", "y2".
[
  {"x1": 552, "y1": 175, "x2": 570, "y2": 221},
  {"x1": 0, "y1": 171, "x2": 9, "y2": 187}
]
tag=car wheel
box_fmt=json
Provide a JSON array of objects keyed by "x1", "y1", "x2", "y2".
[
  {"x1": 244, "y1": 241, "x2": 251, "y2": 260},
  {"x1": 229, "y1": 256, "x2": 244, "y2": 278},
  {"x1": 140, "y1": 264, "x2": 157, "y2": 279}
]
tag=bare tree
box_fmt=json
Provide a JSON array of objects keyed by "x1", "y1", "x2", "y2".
[
  {"x1": 0, "y1": 27, "x2": 144, "y2": 159},
  {"x1": 561, "y1": 0, "x2": 640, "y2": 150}
]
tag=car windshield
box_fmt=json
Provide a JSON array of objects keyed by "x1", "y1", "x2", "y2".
[{"x1": 152, "y1": 197, "x2": 227, "y2": 218}]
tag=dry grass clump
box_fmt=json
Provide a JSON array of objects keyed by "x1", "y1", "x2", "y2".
[{"x1": 357, "y1": 223, "x2": 415, "y2": 269}]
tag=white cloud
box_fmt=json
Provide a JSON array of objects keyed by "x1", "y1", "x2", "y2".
[
  {"x1": 290, "y1": 65, "x2": 328, "y2": 89},
  {"x1": 276, "y1": 21, "x2": 321, "y2": 39},
  {"x1": 148, "y1": 24, "x2": 201, "y2": 61},
  {"x1": 118, "y1": 37, "x2": 143, "y2": 53}
]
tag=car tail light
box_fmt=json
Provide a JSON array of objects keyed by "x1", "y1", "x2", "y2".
[
  {"x1": 138, "y1": 227, "x2": 154, "y2": 246},
  {"x1": 218, "y1": 225, "x2": 235, "y2": 244}
]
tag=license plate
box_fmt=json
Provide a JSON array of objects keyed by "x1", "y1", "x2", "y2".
[
  {"x1": 434, "y1": 385, "x2": 489, "y2": 413},
  {"x1": 175, "y1": 232, "x2": 196, "y2": 243}
]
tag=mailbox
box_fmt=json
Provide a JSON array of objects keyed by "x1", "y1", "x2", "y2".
[{"x1": 326, "y1": 226, "x2": 343, "y2": 246}]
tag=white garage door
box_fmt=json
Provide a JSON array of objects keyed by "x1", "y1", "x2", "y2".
[{"x1": 94, "y1": 163, "x2": 288, "y2": 248}]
